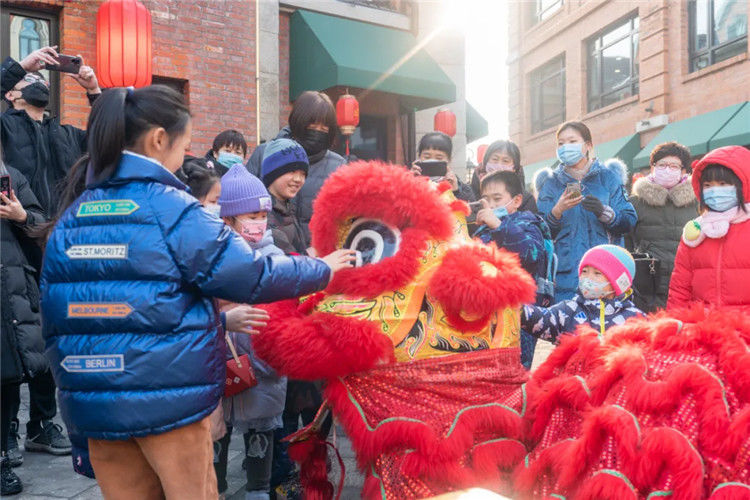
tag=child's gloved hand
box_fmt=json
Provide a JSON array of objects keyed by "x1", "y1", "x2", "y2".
[
  {"x1": 226, "y1": 305, "x2": 270, "y2": 335},
  {"x1": 321, "y1": 248, "x2": 356, "y2": 274}
]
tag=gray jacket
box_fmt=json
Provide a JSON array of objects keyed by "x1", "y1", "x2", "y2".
[
  {"x1": 246, "y1": 127, "x2": 346, "y2": 246},
  {"x1": 628, "y1": 176, "x2": 698, "y2": 311}
]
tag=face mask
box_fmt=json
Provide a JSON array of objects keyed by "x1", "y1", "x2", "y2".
[
  {"x1": 217, "y1": 152, "x2": 243, "y2": 169},
  {"x1": 579, "y1": 276, "x2": 610, "y2": 299},
  {"x1": 557, "y1": 143, "x2": 585, "y2": 167},
  {"x1": 204, "y1": 204, "x2": 221, "y2": 218},
  {"x1": 21, "y1": 82, "x2": 50, "y2": 108},
  {"x1": 300, "y1": 129, "x2": 330, "y2": 157},
  {"x1": 240, "y1": 218, "x2": 267, "y2": 243},
  {"x1": 652, "y1": 167, "x2": 683, "y2": 189},
  {"x1": 703, "y1": 185, "x2": 738, "y2": 212},
  {"x1": 485, "y1": 162, "x2": 515, "y2": 174}
]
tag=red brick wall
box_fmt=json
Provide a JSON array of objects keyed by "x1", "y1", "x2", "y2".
[
  {"x1": 509, "y1": 0, "x2": 750, "y2": 166},
  {"x1": 279, "y1": 10, "x2": 291, "y2": 128},
  {"x1": 15, "y1": 0, "x2": 257, "y2": 156}
]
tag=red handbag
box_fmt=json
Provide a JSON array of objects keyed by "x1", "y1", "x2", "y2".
[{"x1": 224, "y1": 334, "x2": 257, "y2": 397}]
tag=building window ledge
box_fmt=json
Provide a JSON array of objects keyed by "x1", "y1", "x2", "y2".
[
  {"x1": 525, "y1": 7, "x2": 564, "y2": 35},
  {"x1": 584, "y1": 95, "x2": 639, "y2": 121},
  {"x1": 683, "y1": 52, "x2": 748, "y2": 83}
]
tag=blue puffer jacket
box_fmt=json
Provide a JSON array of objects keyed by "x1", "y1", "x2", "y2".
[
  {"x1": 41, "y1": 152, "x2": 331, "y2": 440},
  {"x1": 536, "y1": 159, "x2": 637, "y2": 300}
]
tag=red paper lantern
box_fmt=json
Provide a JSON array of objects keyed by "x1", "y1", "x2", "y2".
[
  {"x1": 434, "y1": 108, "x2": 456, "y2": 137},
  {"x1": 336, "y1": 94, "x2": 360, "y2": 135},
  {"x1": 477, "y1": 144, "x2": 489, "y2": 165},
  {"x1": 97, "y1": 0, "x2": 152, "y2": 88}
]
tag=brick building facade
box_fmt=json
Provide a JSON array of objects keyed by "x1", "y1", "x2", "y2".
[
  {"x1": 3, "y1": 0, "x2": 476, "y2": 170},
  {"x1": 508, "y1": 0, "x2": 749, "y2": 179}
]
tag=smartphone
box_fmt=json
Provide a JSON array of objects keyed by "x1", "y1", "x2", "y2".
[
  {"x1": 0, "y1": 175, "x2": 11, "y2": 202},
  {"x1": 566, "y1": 182, "x2": 582, "y2": 197},
  {"x1": 415, "y1": 160, "x2": 448, "y2": 178},
  {"x1": 45, "y1": 54, "x2": 82, "y2": 74}
]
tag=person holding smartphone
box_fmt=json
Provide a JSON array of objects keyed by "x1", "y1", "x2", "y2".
[
  {"x1": 536, "y1": 121, "x2": 637, "y2": 301},
  {"x1": 410, "y1": 132, "x2": 475, "y2": 202},
  {"x1": 2, "y1": 45, "x2": 101, "y2": 216}
]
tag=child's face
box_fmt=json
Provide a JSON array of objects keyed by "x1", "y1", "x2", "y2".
[
  {"x1": 481, "y1": 181, "x2": 523, "y2": 214},
  {"x1": 225, "y1": 211, "x2": 268, "y2": 243},
  {"x1": 200, "y1": 181, "x2": 221, "y2": 206},
  {"x1": 269, "y1": 170, "x2": 306, "y2": 200},
  {"x1": 215, "y1": 144, "x2": 245, "y2": 159},
  {"x1": 702, "y1": 179, "x2": 733, "y2": 189},
  {"x1": 579, "y1": 265, "x2": 615, "y2": 299},
  {"x1": 419, "y1": 148, "x2": 450, "y2": 163}
]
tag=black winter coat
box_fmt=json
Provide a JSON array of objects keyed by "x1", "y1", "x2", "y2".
[
  {"x1": 1, "y1": 165, "x2": 48, "y2": 383},
  {"x1": 268, "y1": 194, "x2": 307, "y2": 255},
  {"x1": 1, "y1": 57, "x2": 91, "y2": 216}
]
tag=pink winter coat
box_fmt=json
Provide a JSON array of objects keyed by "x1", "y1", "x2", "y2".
[{"x1": 668, "y1": 146, "x2": 750, "y2": 311}]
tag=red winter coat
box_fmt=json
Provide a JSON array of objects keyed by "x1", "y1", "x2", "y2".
[{"x1": 668, "y1": 146, "x2": 750, "y2": 311}]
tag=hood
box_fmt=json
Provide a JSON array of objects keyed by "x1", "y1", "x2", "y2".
[
  {"x1": 275, "y1": 126, "x2": 292, "y2": 141},
  {"x1": 632, "y1": 175, "x2": 696, "y2": 208},
  {"x1": 692, "y1": 146, "x2": 750, "y2": 200},
  {"x1": 603, "y1": 158, "x2": 628, "y2": 186}
]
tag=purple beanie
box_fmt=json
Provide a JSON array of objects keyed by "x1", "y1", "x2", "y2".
[{"x1": 219, "y1": 164, "x2": 272, "y2": 217}]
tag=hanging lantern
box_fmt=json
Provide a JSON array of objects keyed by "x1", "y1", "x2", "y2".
[
  {"x1": 477, "y1": 144, "x2": 489, "y2": 165},
  {"x1": 434, "y1": 108, "x2": 456, "y2": 137},
  {"x1": 336, "y1": 93, "x2": 360, "y2": 135},
  {"x1": 97, "y1": 0, "x2": 152, "y2": 88}
]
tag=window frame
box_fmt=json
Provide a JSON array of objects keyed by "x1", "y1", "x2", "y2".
[
  {"x1": 529, "y1": 55, "x2": 566, "y2": 134},
  {"x1": 530, "y1": 0, "x2": 563, "y2": 26},
  {"x1": 0, "y1": 6, "x2": 60, "y2": 116},
  {"x1": 689, "y1": 0, "x2": 748, "y2": 73},
  {"x1": 586, "y1": 14, "x2": 640, "y2": 113}
]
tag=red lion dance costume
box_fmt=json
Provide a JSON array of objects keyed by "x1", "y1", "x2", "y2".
[{"x1": 253, "y1": 162, "x2": 750, "y2": 499}]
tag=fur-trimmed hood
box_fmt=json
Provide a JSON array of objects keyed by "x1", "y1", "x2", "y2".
[
  {"x1": 533, "y1": 157, "x2": 628, "y2": 196},
  {"x1": 632, "y1": 176, "x2": 696, "y2": 208}
]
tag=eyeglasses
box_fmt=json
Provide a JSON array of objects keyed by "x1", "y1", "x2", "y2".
[
  {"x1": 12, "y1": 74, "x2": 49, "y2": 91},
  {"x1": 654, "y1": 162, "x2": 682, "y2": 170}
]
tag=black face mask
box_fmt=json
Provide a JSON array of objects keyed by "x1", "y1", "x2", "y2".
[
  {"x1": 299, "y1": 129, "x2": 330, "y2": 158},
  {"x1": 21, "y1": 82, "x2": 50, "y2": 109}
]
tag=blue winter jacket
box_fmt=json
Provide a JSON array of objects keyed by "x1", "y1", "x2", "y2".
[
  {"x1": 41, "y1": 152, "x2": 331, "y2": 440},
  {"x1": 536, "y1": 159, "x2": 637, "y2": 300}
]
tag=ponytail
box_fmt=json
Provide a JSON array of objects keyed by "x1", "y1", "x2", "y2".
[
  {"x1": 179, "y1": 156, "x2": 220, "y2": 200},
  {"x1": 86, "y1": 85, "x2": 190, "y2": 181}
]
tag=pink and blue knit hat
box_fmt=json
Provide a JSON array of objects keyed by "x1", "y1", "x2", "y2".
[
  {"x1": 578, "y1": 244, "x2": 636, "y2": 296},
  {"x1": 219, "y1": 164, "x2": 272, "y2": 217}
]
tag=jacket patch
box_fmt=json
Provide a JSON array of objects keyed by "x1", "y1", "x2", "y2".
[
  {"x1": 65, "y1": 244, "x2": 128, "y2": 260},
  {"x1": 67, "y1": 303, "x2": 133, "y2": 318},
  {"x1": 76, "y1": 200, "x2": 139, "y2": 217},
  {"x1": 60, "y1": 355, "x2": 124, "y2": 373}
]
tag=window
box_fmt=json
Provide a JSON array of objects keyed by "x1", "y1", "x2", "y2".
[
  {"x1": 1, "y1": 8, "x2": 60, "y2": 114},
  {"x1": 529, "y1": 0, "x2": 563, "y2": 25},
  {"x1": 152, "y1": 75, "x2": 189, "y2": 102},
  {"x1": 530, "y1": 56, "x2": 565, "y2": 134},
  {"x1": 587, "y1": 16, "x2": 639, "y2": 112},
  {"x1": 689, "y1": 0, "x2": 747, "y2": 72},
  {"x1": 334, "y1": 115, "x2": 388, "y2": 161}
]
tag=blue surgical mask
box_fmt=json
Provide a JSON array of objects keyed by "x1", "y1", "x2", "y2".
[
  {"x1": 493, "y1": 206, "x2": 509, "y2": 219},
  {"x1": 703, "y1": 185, "x2": 738, "y2": 212},
  {"x1": 579, "y1": 277, "x2": 610, "y2": 299},
  {"x1": 217, "y1": 152, "x2": 243, "y2": 169},
  {"x1": 557, "y1": 143, "x2": 585, "y2": 167}
]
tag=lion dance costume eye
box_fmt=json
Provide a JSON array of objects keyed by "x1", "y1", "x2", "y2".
[{"x1": 253, "y1": 162, "x2": 750, "y2": 499}]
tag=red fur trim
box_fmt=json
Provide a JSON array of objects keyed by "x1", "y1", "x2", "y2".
[
  {"x1": 635, "y1": 428, "x2": 703, "y2": 500},
  {"x1": 253, "y1": 302, "x2": 394, "y2": 380},
  {"x1": 309, "y1": 162, "x2": 454, "y2": 297},
  {"x1": 289, "y1": 437, "x2": 333, "y2": 500},
  {"x1": 324, "y1": 227, "x2": 430, "y2": 297},
  {"x1": 709, "y1": 483, "x2": 750, "y2": 500},
  {"x1": 528, "y1": 375, "x2": 592, "y2": 441},
  {"x1": 450, "y1": 199, "x2": 471, "y2": 216},
  {"x1": 576, "y1": 470, "x2": 639, "y2": 500},
  {"x1": 428, "y1": 243, "x2": 536, "y2": 332}
]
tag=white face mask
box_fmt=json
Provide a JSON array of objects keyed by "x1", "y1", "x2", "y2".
[{"x1": 204, "y1": 204, "x2": 221, "y2": 218}]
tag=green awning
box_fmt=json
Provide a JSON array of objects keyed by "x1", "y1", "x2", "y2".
[
  {"x1": 523, "y1": 158, "x2": 558, "y2": 186},
  {"x1": 594, "y1": 134, "x2": 641, "y2": 172},
  {"x1": 290, "y1": 10, "x2": 456, "y2": 109},
  {"x1": 466, "y1": 103, "x2": 489, "y2": 143},
  {"x1": 709, "y1": 102, "x2": 750, "y2": 149},
  {"x1": 632, "y1": 102, "x2": 747, "y2": 169}
]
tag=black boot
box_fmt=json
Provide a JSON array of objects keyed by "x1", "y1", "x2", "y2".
[
  {"x1": 1, "y1": 456, "x2": 22, "y2": 495},
  {"x1": 6, "y1": 420, "x2": 23, "y2": 467}
]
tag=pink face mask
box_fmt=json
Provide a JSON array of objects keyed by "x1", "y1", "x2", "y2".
[
  {"x1": 651, "y1": 167, "x2": 683, "y2": 189},
  {"x1": 239, "y1": 219, "x2": 267, "y2": 243},
  {"x1": 485, "y1": 162, "x2": 515, "y2": 175}
]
